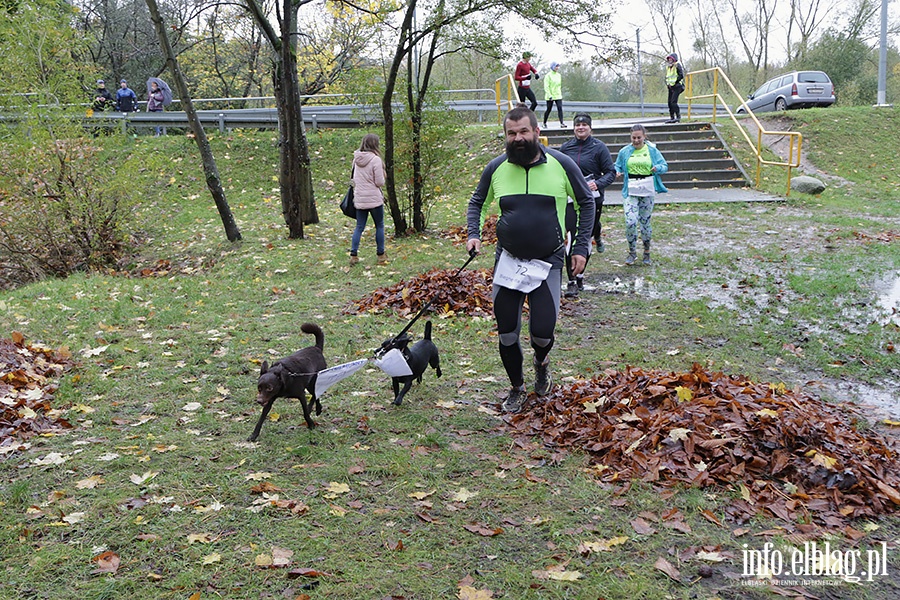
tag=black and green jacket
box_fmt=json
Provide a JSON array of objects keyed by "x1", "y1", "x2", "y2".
[{"x1": 466, "y1": 146, "x2": 595, "y2": 265}]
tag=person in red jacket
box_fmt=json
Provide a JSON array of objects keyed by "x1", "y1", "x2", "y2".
[{"x1": 514, "y1": 52, "x2": 539, "y2": 111}]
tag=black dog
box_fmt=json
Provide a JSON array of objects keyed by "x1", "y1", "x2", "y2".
[
  {"x1": 250, "y1": 323, "x2": 326, "y2": 442},
  {"x1": 385, "y1": 321, "x2": 442, "y2": 406}
]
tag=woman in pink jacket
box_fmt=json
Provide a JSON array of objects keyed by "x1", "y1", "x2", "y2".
[{"x1": 350, "y1": 134, "x2": 387, "y2": 265}]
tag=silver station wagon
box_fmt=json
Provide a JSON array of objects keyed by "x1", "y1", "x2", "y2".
[{"x1": 737, "y1": 70, "x2": 835, "y2": 113}]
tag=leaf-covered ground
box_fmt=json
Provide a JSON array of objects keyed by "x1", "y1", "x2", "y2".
[
  {"x1": 0, "y1": 333, "x2": 73, "y2": 451},
  {"x1": 506, "y1": 363, "x2": 900, "y2": 529}
]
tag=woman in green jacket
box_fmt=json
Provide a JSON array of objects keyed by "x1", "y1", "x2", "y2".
[{"x1": 543, "y1": 62, "x2": 565, "y2": 128}]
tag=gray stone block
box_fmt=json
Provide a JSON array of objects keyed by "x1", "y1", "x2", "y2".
[{"x1": 791, "y1": 175, "x2": 826, "y2": 195}]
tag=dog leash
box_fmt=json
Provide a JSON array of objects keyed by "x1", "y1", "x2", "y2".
[{"x1": 374, "y1": 249, "x2": 478, "y2": 358}]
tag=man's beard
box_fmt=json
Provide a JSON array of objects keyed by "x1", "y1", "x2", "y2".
[{"x1": 505, "y1": 136, "x2": 541, "y2": 166}]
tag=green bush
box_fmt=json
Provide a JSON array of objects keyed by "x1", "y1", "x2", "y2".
[{"x1": 0, "y1": 134, "x2": 140, "y2": 288}]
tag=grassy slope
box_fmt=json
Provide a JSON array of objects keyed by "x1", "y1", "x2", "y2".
[{"x1": 0, "y1": 110, "x2": 898, "y2": 599}]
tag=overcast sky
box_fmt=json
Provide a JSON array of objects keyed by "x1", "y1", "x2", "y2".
[{"x1": 509, "y1": 0, "x2": 898, "y2": 73}]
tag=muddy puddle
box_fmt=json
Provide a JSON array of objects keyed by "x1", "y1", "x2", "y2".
[
  {"x1": 576, "y1": 261, "x2": 898, "y2": 420},
  {"x1": 801, "y1": 375, "x2": 900, "y2": 423},
  {"x1": 876, "y1": 273, "x2": 900, "y2": 326}
]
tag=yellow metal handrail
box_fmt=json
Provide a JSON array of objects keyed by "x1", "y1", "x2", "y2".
[
  {"x1": 685, "y1": 66, "x2": 802, "y2": 196},
  {"x1": 494, "y1": 75, "x2": 517, "y2": 124}
]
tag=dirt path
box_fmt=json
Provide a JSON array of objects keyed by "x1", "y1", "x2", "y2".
[{"x1": 743, "y1": 116, "x2": 853, "y2": 186}]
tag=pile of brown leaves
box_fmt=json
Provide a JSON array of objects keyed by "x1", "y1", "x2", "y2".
[
  {"x1": 508, "y1": 363, "x2": 900, "y2": 528},
  {"x1": 443, "y1": 214, "x2": 498, "y2": 247},
  {"x1": 345, "y1": 267, "x2": 494, "y2": 317},
  {"x1": 0, "y1": 333, "x2": 74, "y2": 449}
]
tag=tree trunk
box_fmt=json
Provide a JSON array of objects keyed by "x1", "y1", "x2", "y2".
[
  {"x1": 277, "y1": 0, "x2": 317, "y2": 238},
  {"x1": 144, "y1": 0, "x2": 241, "y2": 243},
  {"x1": 381, "y1": 0, "x2": 416, "y2": 237},
  {"x1": 242, "y1": 0, "x2": 318, "y2": 239}
]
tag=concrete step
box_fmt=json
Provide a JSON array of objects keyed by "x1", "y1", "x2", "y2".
[{"x1": 547, "y1": 121, "x2": 749, "y2": 190}]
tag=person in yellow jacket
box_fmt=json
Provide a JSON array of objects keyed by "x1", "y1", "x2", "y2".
[
  {"x1": 665, "y1": 53, "x2": 685, "y2": 123},
  {"x1": 542, "y1": 62, "x2": 565, "y2": 128}
]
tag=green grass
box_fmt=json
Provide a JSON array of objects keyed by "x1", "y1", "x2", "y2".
[{"x1": 1, "y1": 109, "x2": 899, "y2": 599}]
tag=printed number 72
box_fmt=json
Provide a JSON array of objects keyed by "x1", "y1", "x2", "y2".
[{"x1": 516, "y1": 264, "x2": 528, "y2": 275}]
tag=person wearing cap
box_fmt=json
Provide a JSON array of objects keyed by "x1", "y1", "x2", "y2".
[
  {"x1": 665, "y1": 53, "x2": 685, "y2": 123},
  {"x1": 115, "y1": 79, "x2": 138, "y2": 113},
  {"x1": 513, "y1": 52, "x2": 539, "y2": 111},
  {"x1": 92, "y1": 80, "x2": 114, "y2": 112},
  {"x1": 558, "y1": 112, "x2": 615, "y2": 296},
  {"x1": 542, "y1": 62, "x2": 565, "y2": 129}
]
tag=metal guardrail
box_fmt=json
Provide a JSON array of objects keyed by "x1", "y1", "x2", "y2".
[
  {"x1": 686, "y1": 66, "x2": 802, "y2": 195},
  {"x1": 66, "y1": 99, "x2": 719, "y2": 135}
]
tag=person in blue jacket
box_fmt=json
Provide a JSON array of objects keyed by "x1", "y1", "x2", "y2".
[
  {"x1": 115, "y1": 79, "x2": 138, "y2": 112},
  {"x1": 558, "y1": 112, "x2": 615, "y2": 296},
  {"x1": 614, "y1": 124, "x2": 668, "y2": 265}
]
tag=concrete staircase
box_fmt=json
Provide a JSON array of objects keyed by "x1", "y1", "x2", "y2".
[{"x1": 541, "y1": 121, "x2": 749, "y2": 191}]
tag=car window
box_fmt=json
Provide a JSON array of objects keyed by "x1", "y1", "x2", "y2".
[
  {"x1": 798, "y1": 72, "x2": 830, "y2": 83},
  {"x1": 781, "y1": 75, "x2": 793, "y2": 86},
  {"x1": 752, "y1": 83, "x2": 768, "y2": 97},
  {"x1": 766, "y1": 79, "x2": 781, "y2": 93}
]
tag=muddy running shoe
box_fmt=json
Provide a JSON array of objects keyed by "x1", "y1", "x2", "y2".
[
  {"x1": 576, "y1": 277, "x2": 584, "y2": 291},
  {"x1": 502, "y1": 386, "x2": 527, "y2": 413},
  {"x1": 642, "y1": 252, "x2": 652, "y2": 265},
  {"x1": 625, "y1": 251, "x2": 637, "y2": 265},
  {"x1": 534, "y1": 358, "x2": 552, "y2": 396},
  {"x1": 564, "y1": 280, "x2": 579, "y2": 298}
]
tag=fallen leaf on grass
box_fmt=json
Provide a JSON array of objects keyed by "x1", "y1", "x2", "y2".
[
  {"x1": 450, "y1": 488, "x2": 478, "y2": 502},
  {"x1": 255, "y1": 554, "x2": 273, "y2": 567},
  {"x1": 630, "y1": 517, "x2": 656, "y2": 535},
  {"x1": 201, "y1": 552, "x2": 221, "y2": 565},
  {"x1": 463, "y1": 522, "x2": 503, "y2": 537},
  {"x1": 416, "y1": 511, "x2": 441, "y2": 524},
  {"x1": 75, "y1": 475, "x2": 105, "y2": 489},
  {"x1": 532, "y1": 565, "x2": 582, "y2": 581},
  {"x1": 695, "y1": 550, "x2": 728, "y2": 562},
  {"x1": 578, "y1": 535, "x2": 629, "y2": 554},
  {"x1": 250, "y1": 481, "x2": 282, "y2": 494},
  {"x1": 272, "y1": 547, "x2": 293, "y2": 567},
  {"x1": 699, "y1": 509, "x2": 723, "y2": 527},
  {"x1": 408, "y1": 489, "x2": 436, "y2": 500},
  {"x1": 33, "y1": 452, "x2": 69, "y2": 466},
  {"x1": 62, "y1": 512, "x2": 86, "y2": 524},
  {"x1": 385, "y1": 539, "x2": 404, "y2": 551},
  {"x1": 187, "y1": 533, "x2": 212, "y2": 544},
  {"x1": 129, "y1": 471, "x2": 158, "y2": 485},
  {"x1": 458, "y1": 585, "x2": 494, "y2": 599},
  {"x1": 324, "y1": 482, "x2": 350, "y2": 497},
  {"x1": 287, "y1": 567, "x2": 332, "y2": 579},
  {"x1": 653, "y1": 556, "x2": 681, "y2": 581},
  {"x1": 91, "y1": 551, "x2": 120, "y2": 574},
  {"x1": 193, "y1": 500, "x2": 225, "y2": 513}
]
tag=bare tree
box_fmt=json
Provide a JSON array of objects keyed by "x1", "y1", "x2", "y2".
[
  {"x1": 375, "y1": 0, "x2": 624, "y2": 235},
  {"x1": 145, "y1": 0, "x2": 241, "y2": 242},
  {"x1": 645, "y1": 0, "x2": 686, "y2": 59},
  {"x1": 724, "y1": 0, "x2": 780, "y2": 79},
  {"x1": 785, "y1": 0, "x2": 834, "y2": 62}
]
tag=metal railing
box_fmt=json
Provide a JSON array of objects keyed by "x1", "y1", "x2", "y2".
[
  {"x1": 494, "y1": 75, "x2": 518, "y2": 123},
  {"x1": 685, "y1": 66, "x2": 802, "y2": 195}
]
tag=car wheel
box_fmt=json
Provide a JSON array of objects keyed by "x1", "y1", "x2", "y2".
[{"x1": 775, "y1": 98, "x2": 787, "y2": 111}]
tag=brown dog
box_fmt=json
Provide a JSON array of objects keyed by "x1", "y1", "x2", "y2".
[{"x1": 250, "y1": 323, "x2": 326, "y2": 442}]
